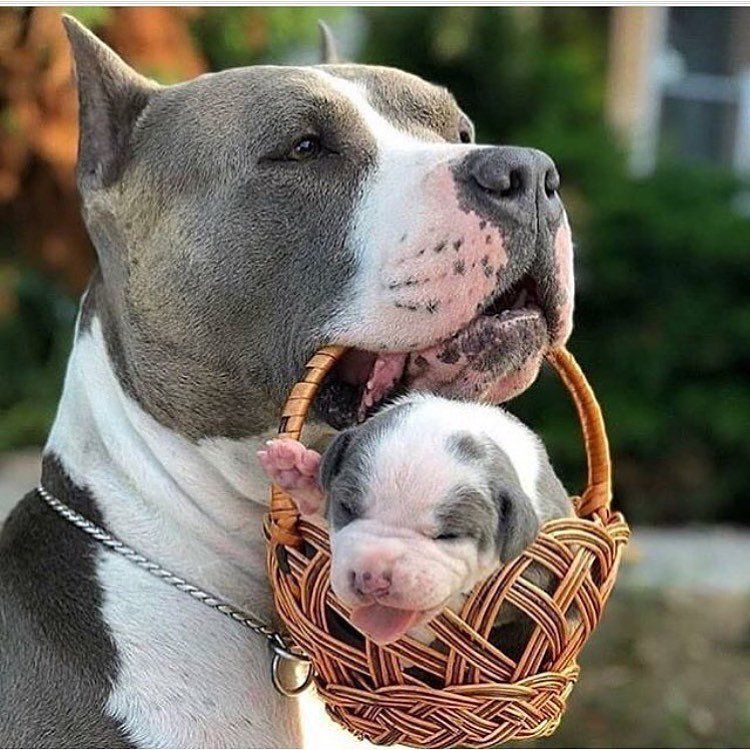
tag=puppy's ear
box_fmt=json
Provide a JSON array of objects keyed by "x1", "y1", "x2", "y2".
[
  {"x1": 317, "y1": 20, "x2": 340, "y2": 64},
  {"x1": 495, "y1": 487, "x2": 540, "y2": 563},
  {"x1": 62, "y1": 15, "x2": 157, "y2": 191},
  {"x1": 319, "y1": 428, "x2": 354, "y2": 491}
]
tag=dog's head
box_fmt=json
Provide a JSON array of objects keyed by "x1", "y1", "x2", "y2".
[
  {"x1": 64, "y1": 17, "x2": 573, "y2": 440},
  {"x1": 315, "y1": 395, "x2": 543, "y2": 644}
]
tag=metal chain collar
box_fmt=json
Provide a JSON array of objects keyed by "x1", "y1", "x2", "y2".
[{"x1": 36, "y1": 485, "x2": 313, "y2": 696}]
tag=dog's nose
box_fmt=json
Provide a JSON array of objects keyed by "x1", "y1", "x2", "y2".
[
  {"x1": 351, "y1": 568, "x2": 391, "y2": 597},
  {"x1": 464, "y1": 146, "x2": 560, "y2": 211}
]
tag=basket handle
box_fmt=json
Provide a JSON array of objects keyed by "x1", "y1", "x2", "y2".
[
  {"x1": 268, "y1": 346, "x2": 612, "y2": 545},
  {"x1": 545, "y1": 348, "x2": 612, "y2": 518}
]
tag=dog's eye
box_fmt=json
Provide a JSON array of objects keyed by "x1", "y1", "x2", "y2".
[
  {"x1": 290, "y1": 135, "x2": 323, "y2": 161},
  {"x1": 459, "y1": 129, "x2": 472, "y2": 144},
  {"x1": 434, "y1": 532, "x2": 462, "y2": 542},
  {"x1": 335, "y1": 498, "x2": 359, "y2": 525}
]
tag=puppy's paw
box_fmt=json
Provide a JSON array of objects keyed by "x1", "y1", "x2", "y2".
[{"x1": 257, "y1": 438, "x2": 324, "y2": 516}]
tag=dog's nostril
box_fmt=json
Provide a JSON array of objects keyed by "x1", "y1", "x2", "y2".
[
  {"x1": 498, "y1": 169, "x2": 525, "y2": 199},
  {"x1": 354, "y1": 568, "x2": 392, "y2": 595},
  {"x1": 544, "y1": 168, "x2": 560, "y2": 198}
]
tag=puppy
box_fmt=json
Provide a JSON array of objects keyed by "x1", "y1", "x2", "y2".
[{"x1": 259, "y1": 393, "x2": 573, "y2": 647}]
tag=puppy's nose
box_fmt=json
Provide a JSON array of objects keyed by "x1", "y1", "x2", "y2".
[
  {"x1": 351, "y1": 568, "x2": 391, "y2": 597},
  {"x1": 464, "y1": 146, "x2": 560, "y2": 210}
]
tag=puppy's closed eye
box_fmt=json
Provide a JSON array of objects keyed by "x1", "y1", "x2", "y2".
[
  {"x1": 435, "y1": 485, "x2": 491, "y2": 548},
  {"x1": 332, "y1": 495, "x2": 361, "y2": 527}
]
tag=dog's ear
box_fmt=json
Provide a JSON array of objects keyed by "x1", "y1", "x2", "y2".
[
  {"x1": 319, "y1": 428, "x2": 354, "y2": 491},
  {"x1": 494, "y1": 486, "x2": 540, "y2": 563},
  {"x1": 62, "y1": 15, "x2": 156, "y2": 191},
  {"x1": 317, "y1": 20, "x2": 340, "y2": 64}
]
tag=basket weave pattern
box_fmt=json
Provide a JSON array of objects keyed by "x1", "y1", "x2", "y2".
[{"x1": 265, "y1": 347, "x2": 630, "y2": 748}]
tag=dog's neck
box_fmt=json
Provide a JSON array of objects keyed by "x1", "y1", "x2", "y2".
[{"x1": 45, "y1": 314, "x2": 280, "y2": 619}]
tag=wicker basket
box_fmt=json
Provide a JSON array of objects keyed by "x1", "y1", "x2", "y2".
[{"x1": 265, "y1": 347, "x2": 630, "y2": 748}]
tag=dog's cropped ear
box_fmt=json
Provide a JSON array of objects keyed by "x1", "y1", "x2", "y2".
[
  {"x1": 317, "y1": 20, "x2": 340, "y2": 64},
  {"x1": 319, "y1": 428, "x2": 354, "y2": 491},
  {"x1": 62, "y1": 15, "x2": 157, "y2": 191},
  {"x1": 494, "y1": 486, "x2": 540, "y2": 564}
]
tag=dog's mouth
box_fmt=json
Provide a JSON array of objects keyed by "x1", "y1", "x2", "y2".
[{"x1": 316, "y1": 273, "x2": 549, "y2": 429}]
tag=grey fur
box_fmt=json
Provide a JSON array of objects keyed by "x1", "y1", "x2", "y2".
[
  {"x1": 444, "y1": 419, "x2": 574, "y2": 656},
  {"x1": 63, "y1": 16, "x2": 156, "y2": 190},
  {"x1": 435, "y1": 484, "x2": 496, "y2": 550},
  {"x1": 446, "y1": 431, "x2": 487, "y2": 463},
  {"x1": 63, "y1": 16, "x2": 485, "y2": 441},
  {"x1": 0, "y1": 455, "x2": 132, "y2": 748},
  {"x1": 443, "y1": 433, "x2": 540, "y2": 561},
  {"x1": 534, "y1": 451, "x2": 572, "y2": 522}
]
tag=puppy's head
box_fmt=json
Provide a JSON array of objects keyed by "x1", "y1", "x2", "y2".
[
  {"x1": 315, "y1": 396, "x2": 542, "y2": 645},
  {"x1": 63, "y1": 17, "x2": 573, "y2": 441}
]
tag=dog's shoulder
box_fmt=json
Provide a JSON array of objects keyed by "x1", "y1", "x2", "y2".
[{"x1": 0, "y1": 490, "x2": 133, "y2": 748}]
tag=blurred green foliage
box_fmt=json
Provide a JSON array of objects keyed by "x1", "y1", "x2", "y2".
[
  {"x1": 0, "y1": 262, "x2": 75, "y2": 451},
  {"x1": 190, "y1": 7, "x2": 346, "y2": 69},
  {"x1": 1, "y1": 7, "x2": 749, "y2": 526}
]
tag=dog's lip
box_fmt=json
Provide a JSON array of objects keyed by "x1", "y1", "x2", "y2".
[{"x1": 315, "y1": 273, "x2": 551, "y2": 428}]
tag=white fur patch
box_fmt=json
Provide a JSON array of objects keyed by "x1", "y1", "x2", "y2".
[
  {"x1": 45, "y1": 321, "x2": 373, "y2": 748},
  {"x1": 373, "y1": 394, "x2": 542, "y2": 511},
  {"x1": 313, "y1": 70, "x2": 485, "y2": 351}
]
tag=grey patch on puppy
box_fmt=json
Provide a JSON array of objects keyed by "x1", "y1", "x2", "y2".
[
  {"x1": 446, "y1": 431, "x2": 487, "y2": 463},
  {"x1": 443, "y1": 432, "x2": 540, "y2": 561},
  {"x1": 534, "y1": 453, "x2": 572, "y2": 523}
]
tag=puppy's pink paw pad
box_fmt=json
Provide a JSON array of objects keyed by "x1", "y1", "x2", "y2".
[
  {"x1": 258, "y1": 439, "x2": 321, "y2": 490},
  {"x1": 257, "y1": 439, "x2": 324, "y2": 515}
]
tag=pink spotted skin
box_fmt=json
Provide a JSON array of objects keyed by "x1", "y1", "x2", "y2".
[
  {"x1": 333, "y1": 156, "x2": 575, "y2": 411},
  {"x1": 380, "y1": 168, "x2": 510, "y2": 342},
  {"x1": 337, "y1": 163, "x2": 512, "y2": 354}
]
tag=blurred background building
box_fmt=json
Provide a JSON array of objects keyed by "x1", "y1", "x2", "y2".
[
  {"x1": 1, "y1": 7, "x2": 748, "y2": 747},
  {"x1": 608, "y1": 7, "x2": 750, "y2": 176}
]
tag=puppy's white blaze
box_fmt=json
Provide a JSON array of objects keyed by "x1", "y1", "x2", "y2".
[{"x1": 374, "y1": 394, "x2": 542, "y2": 514}]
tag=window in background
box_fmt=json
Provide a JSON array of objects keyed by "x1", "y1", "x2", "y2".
[
  {"x1": 658, "y1": 8, "x2": 741, "y2": 169},
  {"x1": 608, "y1": 7, "x2": 750, "y2": 175}
]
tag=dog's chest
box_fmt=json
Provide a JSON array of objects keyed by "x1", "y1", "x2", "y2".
[{"x1": 98, "y1": 553, "x2": 300, "y2": 748}]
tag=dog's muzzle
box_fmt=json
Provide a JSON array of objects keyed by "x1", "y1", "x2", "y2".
[{"x1": 316, "y1": 146, "x2": 572, "y2": 429}]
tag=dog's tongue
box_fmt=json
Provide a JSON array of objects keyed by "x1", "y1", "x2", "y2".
[
  {"x1": 350, "y1": 604, "x2": 420, "y2": 644},
  {"x1": 358, "y1": 354, "x2": 408, "y2": 420}
]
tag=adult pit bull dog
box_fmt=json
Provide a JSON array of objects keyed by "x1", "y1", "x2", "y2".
[
  {"x1": 0, "y1": 16, "x2": 574, "y2": 749},
  {"x1": 259, "y1": 393, "x2": 574, "y2": 647}
]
